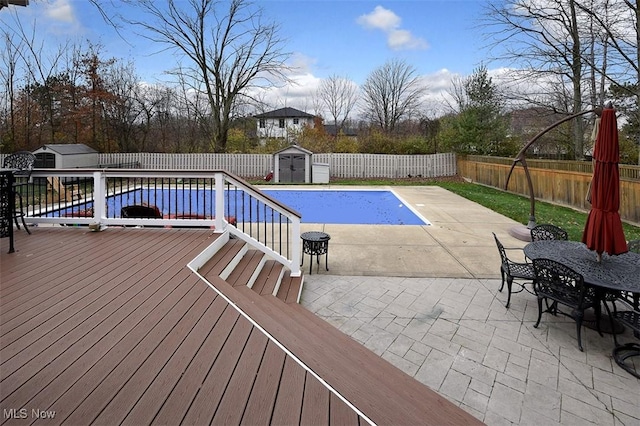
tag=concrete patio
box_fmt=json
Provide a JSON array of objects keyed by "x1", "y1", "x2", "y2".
[{"x1": 296, "y1": 185, "x2": 640, "y2": 425}]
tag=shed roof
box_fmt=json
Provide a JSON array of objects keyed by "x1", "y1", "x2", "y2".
[
  {"x1": 254, "y1": 107, "x2": 315, "y2": 119},
  {"x1": 273, "y1": 144, "x2": 313, "y2": 156},
  {"x1": 36, "y1": 144, "x2": 98, "y2": 155}
]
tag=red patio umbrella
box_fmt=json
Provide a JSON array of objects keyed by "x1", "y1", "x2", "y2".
[{"x1": 582, "y1": 106, "x2": 627, "y2": 259}]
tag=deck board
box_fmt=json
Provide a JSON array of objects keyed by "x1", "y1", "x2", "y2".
[
  {"x1": 240, "y1": 340, "x2": 287, "y2": 425},
  {"x1": 211, "y1": 329, "x2": 270, "y2": 425},
  {"x1": 121, "y1": 297, "x2": 231, "y2": 425},
  {"x1": 270, "y1": 356, "x2": 306, "y2": 425}
]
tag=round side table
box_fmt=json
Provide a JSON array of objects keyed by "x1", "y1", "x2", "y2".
[{"x1": 301, "y1": 231, "x2": 330, "y2": 274}]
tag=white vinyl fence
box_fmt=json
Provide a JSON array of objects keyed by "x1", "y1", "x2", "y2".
[
  {"x1": 94, "y1": 152, "x2": 457, "y2": 179},
  {"x1": 0, "y1": 152, "x2": 456, "y2": 179}
]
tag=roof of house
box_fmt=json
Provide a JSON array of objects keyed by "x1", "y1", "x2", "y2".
[
  {"x1": 0, "y1": 0, "x2": 29, "y2": 9},
  {"x1": 254, "y1": 107, "x2": 315, "y2": 119},
  {"x1": 35, "y1": 143, "x2": 98, "y2": 155}
]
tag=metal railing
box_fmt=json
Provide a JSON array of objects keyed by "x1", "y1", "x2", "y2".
[{"x1": 21, "y1": 169, "x2": 302, "y2": 276}]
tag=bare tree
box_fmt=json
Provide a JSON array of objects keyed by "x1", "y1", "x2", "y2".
[
  {"x1": 360, "y1": 59, "x2": 425, "y2": 133},
  {"x1": 484, "y1": 0, "x2": 639, "y2": 160},
  {"x1": 484, "y1": 0, "x2": 589, "y2": 158},
  {"x1": 116, "y1": 0, "x2": 291, "y2": 152},
  {"x1": 574, "y1": 0, "x2": 639, "y2": 163},
  {"x1": 0, "y1": 28, "x2": 23, "y2": 151},
  {"x1": 316, "y1": 74, "x2": 358, "y2": 135},
  {"x1": 8, "y1": 15, "x2": 69, "y2": 146}
]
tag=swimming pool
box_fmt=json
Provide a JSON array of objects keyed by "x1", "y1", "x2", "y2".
[
  {"x1": 56, "y1": 189, "x2": 430, "y2": 225},
  {"x1": 262, "y1": 189, "x2": 429, "y2": 225}
]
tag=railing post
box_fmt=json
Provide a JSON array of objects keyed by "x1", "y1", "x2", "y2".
[
  {"x1": 290, "y1": 218, "x2": 302, "y2": 276},
  {"x1": 214, "y1": 172, "x2": 225, "y2": 233},
  {"x1": 93, "y1": 171, "x2": 106, "y2": 224}
]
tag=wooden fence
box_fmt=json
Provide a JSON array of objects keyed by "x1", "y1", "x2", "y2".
[
  {"x1": 458, "y1": 156, "x2": 640, "y2": 225},
  {"x1": 91, "y1": 152, "x2": 457, "y2": 179}
]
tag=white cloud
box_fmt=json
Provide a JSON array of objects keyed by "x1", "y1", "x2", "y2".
[
  {"x1": 45, "y1": 0, "x2": 75, "y2": 23},
  {"x1": 357, "y1": 5, "x2": 401, "y2": 31},
  {"x1": 387, "y1": 29, "x2": 428, "y2": 50},
  {"x1": 357, "y1": 6, "x2": 428, "y2": 51}
]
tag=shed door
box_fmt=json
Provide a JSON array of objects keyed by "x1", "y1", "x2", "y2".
[
  {"x1": 35, "y1": 152, "x2": 56, "y2": 168},
  {"x1": 278, "y1": 154, "x2": 305, "y2": 183}
]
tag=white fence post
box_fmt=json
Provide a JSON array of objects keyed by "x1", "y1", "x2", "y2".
[
  {"x1": 93, "y1": 171, "x2": 106, "y2": 224},
  {"x1": 289, "y1": 218, "x2": 302, "y2": 277},
  {"x1": 214, "y1": 172, "x2": 225, "y2": 232}
]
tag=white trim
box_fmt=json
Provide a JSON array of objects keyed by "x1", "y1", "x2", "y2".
[{"x1": 390, "y1": 189, "x2": 432, "y2": 226}]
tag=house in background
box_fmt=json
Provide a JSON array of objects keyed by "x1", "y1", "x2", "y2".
[
  {"x1": 254, "y1": 107, "x2": 316, "y2": 143},
  {"x1": 323, "y1": 123, "x2": 359, "y2": 140},
  {"x1": 0, "y1": 0, "x2": 29, "y2": 10}
]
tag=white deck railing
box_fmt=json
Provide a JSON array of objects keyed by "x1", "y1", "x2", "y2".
[{"x1": 23, "y1": 169, "x2": 302, "y2": 276}]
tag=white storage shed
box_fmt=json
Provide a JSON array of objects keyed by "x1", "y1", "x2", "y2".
[
  {"x1": 273, "y1": 145, "x2": 313, "y2": 183},
  {"x1": 32, "y1": 144, "x2": 99, "y2": 169}
]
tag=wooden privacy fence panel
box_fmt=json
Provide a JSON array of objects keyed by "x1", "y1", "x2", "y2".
[
  {"x1": 93, "y1": 152, "x2": 457, "y2": 179},
  {"x1": 458, "y1": 157, "x2": 640, "y2": 224},
  {"x1": 465, "y1": 155, "x2": 640, "y2": 180}
]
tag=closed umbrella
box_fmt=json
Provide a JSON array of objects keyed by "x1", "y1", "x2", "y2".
[{"x1": 582, "y1": 106, "x2": 627, "y2": 260}]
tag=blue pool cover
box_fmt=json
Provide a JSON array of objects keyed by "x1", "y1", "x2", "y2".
[
  {"x1": 263, "y1": 190, "x2": 428, "y2": 225},
  {"x1": 56, "y1": 189, "x2": 429, "y2": 225}
]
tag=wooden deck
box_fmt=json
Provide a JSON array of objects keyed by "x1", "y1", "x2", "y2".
[{"x1": 1, "y1": 227, "x2": 482, "y2": 425}]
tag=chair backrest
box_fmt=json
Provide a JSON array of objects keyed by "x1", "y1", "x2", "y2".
[
  {"x1": 532, "y1": 258, "x2": 589, "y2": 305},
  {"x1": 628, "y1": 239, "x2": 640, "y2": 254},
  {"x1": 530, "y1": 224, "x2": 568, "y2": 241},
  {"x1": 3, "y1": 151, "x2": 36, "y2": 178},
  {"x1": 492, "y1": 232, "x2": 509, "y2": 266}
]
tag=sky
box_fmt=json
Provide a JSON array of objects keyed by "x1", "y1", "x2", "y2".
[{"x1": 1, "y1": 0, "x2": 505, "y2": 117}]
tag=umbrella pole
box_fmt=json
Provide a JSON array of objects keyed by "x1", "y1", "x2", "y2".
[{"x1": 505, "y1": 108, "x2": 600, "y2": 241}]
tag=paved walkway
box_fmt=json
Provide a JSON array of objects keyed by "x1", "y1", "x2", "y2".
[{"x1": 296, "y1": 186, "x2": 639, "y2": 425}]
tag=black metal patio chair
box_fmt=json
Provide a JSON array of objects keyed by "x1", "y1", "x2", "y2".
[
  {"x1": 121, "y1": 204, "x2": 163, "y2": 219},
  {"x1": 608, "y1": 291, "x2": 640, "y2": 378},
  {"x1": 532, "y1": 258, "x2": 601, "y2": 352},
  {"x1": 530, "y1": 224, "x2": 568, "y2": 241},
  {"x1": 2, "y1": 151, "x2": 35, "y2": 234},
  {"x1": 492, "y1": 232, "x2": 535, "y2": 308}
]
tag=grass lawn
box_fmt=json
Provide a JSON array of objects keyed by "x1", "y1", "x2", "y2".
[{"x1": 329, "y1": 178, "x2": 640, "y2": 242}]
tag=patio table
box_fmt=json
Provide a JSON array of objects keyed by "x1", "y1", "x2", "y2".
[
  {"x1": 524, "y1": 240, "x2": 639, "y2": 333},
  {"x1": 524, "y1": 240, "x2": 640, "y2": 293},
  {"x1": 526, "y1": 240, "x2": 640, "y2": 378}
]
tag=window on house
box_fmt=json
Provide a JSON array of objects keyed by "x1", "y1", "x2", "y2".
[
  {"x1": 279, "y1": 119, "x2": 285, "y2": 128},
  {"x1": 259, "y1": 119, "x2": 265, "y2": 128},
  {"x1": 293, "y1": 118, "x2": 299, "y2": 125}
]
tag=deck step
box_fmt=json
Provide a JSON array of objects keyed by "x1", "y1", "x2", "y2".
[
  {"x1": 199, "y1": 238, "x2": 245, "y2": 278},
  {"x1": 276, "y1": 270, "x2": 303, "y2": 304},
  {"x1": 252, "y1": 260, "x2": 284, "y2": 296},
  {"x1": 226, "y1": 249, "x2": 265, "y2": 288},
  {"x1": 200, "y1": 238, "x2": 303, "y2": 304}
]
